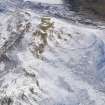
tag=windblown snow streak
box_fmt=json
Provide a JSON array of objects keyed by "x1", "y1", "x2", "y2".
[
  {"x1": 0, "y1": 0, "x2": 105, "y2": 105},
  {"x1": 24, "y1": 0, "x2": 63, "y2": 4}
]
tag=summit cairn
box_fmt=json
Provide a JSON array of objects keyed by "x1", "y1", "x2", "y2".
[
  {"x1": 32, "y1": 16, "x2": 54, "y2": 58},
  {"x1": 39, "y1": 16, "x2": 54, "y2": 45}
]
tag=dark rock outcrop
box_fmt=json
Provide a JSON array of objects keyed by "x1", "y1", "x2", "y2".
[
  {"x1": 79, "y1": 0, "x2": 105, "y2": 16},
  {"x1": 64, "y1": 0, "x2": 105, "y2": 16}
]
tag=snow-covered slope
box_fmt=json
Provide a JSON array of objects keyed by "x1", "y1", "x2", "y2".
[{"x1": 0, "y1": 1, "x2": 105, "y2": 105}]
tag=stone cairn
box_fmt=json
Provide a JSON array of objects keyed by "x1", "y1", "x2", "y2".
[{"x1": 32, "y1": 16, "x2": 54, "y2": 58}]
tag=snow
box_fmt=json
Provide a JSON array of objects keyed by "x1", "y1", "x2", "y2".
[{"x1": 0, "y1": 1, "x2": 105, "y2": 105}]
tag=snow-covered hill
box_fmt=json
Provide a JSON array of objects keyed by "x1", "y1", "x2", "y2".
[{"x1": 0, "y1": 0, "x2": 105, "y2": 105}]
